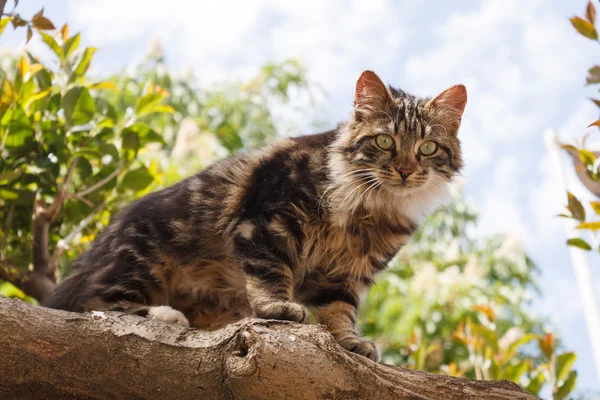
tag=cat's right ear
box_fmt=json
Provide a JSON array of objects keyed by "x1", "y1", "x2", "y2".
[{"x1": 354, "y1": 70, "x2": 391, "y2": 122}]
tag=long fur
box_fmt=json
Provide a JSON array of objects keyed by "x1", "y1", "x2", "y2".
[{"x1": 43, "y1": 71, "x2": 466, "y2": 361}]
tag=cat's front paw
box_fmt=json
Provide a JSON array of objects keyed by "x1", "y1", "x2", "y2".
[
  {"x1": 147, "y1": 306, "x2": 190, "y2": 327},
  {"x1": 339, "y1": 336, "x2": 380, "y2": 362},
  {"x1": 255, "y1": 301, "x2": 309, "y2": 324}
]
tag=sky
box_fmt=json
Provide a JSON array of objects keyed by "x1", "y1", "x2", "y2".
[{"x1": 1, "y1": 0, "x2": 600, "y2": 393}]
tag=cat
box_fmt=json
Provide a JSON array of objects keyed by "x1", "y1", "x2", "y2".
[{"x1": 43, "y1": 70, "x2": 466, "y2": 362}]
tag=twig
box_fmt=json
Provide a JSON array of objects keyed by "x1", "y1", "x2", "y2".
[
  {"x1": 50, "y1": 200, "x2": 107, "y2": 266},
  {"x1": 72, "y1": 161, "x2": 125, "y2": 199},
  {"x1": 46, "y1": 156, "x2": 81, "y2": 221},
  {"x1": 32, "y1": 156, "x2": 80, "y2": 285},
  {"x1": 0, "y1": 0, "x2": 7, "y2": 17}
]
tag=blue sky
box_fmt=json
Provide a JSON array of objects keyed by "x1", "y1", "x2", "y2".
[{"x1": 2, "y1": 0, "x2": 599, "y2": 392}]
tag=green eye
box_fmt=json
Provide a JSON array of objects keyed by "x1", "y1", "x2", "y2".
[
  {"x1": 419, "y1": 140, "x2": 438, "y2": 156},
  {"x1": 375, "y1": 134, "x2": 395, "y2": 150}
]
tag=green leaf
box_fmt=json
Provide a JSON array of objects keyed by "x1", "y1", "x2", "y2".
[
  {"x1": 100, "y1": 144, "x2": 120, "y2": 162},
  {"x1": 590, "y1": 201, "x2": 600, "y2": 214},
  {"x1": 0, "y1": 188, "x2": 19, "y2": 199},
  {"x1": 22, "y1": 88, "x2": 52, "y2": 109},
  {"x1": 135, "y1": 93, "x2": 164, "y2": 116},
  {"x1": 121, "y1": 129, "x2": 140, "y2": 160},
  {"x1": 0, "y1": 105, "x2": 34, "y2": 148},
  {"x1": 0, "y1": 17, "x2": 11, "y2": 36},
  {"x1": 123, "y1": 123, "x2": 166, "y2": 147},
  {"x1": 33, "y1": 67, "x2": 52, "y2": 90},
  {"x1": 151, "y1": 104, "x2": 175, "y2": 114},
  {"x1": 579, "y1": 149, "x2": 596, "y2": 165},
  {"x1": 121, "y1": 166, "x2": 154, "y2": 192},
  {"x1": 555, "y1": 370, "x2": 577, "y2": 400},
  {"x1": 94, "y1": 97, "x2": 118, "y2": 122},
  {"x1": 39, "y1": 31, "x2": 62, "y2": 60},
  {"x1": 571, "y1": 16, "x2": 599, "y2": 40},
  {"x1": 504, "y1": 362, "x2": 528, "y2": 382},
  {"x1": 88, "y1": 81, "x2": 117, "y2": 91},
  {"x1": 555, "y1": 352, "x2": 577, "y2": 382},
  {"x1": 567, "y1": 238, "x2": 592, "y2": 251},
  {"x1": 72, "y1": 47, "x2": 97, "y2": 79},
  {"x1": 567, "y1": 192, "x2": 586, "y2": 222},
  {"x1": 576, "y1": 221, "x2": 600, "y2": 231},
  {"x1": 525, "y1": 373, "x2": 544, "y2": 396},
  {"x1": 75, "y1": 156, "x2": 93, "y2": 180},
  {"x1": 63, "y1": 86, "x2": 95, "y2": 125},
  {"x1": 62, "y1": 33, "x2": 80, "y2": 60},
  {"x1": 0, "y1": 169, "x2": 23, "y2": 185}
]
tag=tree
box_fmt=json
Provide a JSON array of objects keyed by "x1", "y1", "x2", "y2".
[{"x1": 361, "y1": 197, "x2": 577, "y2": 398}]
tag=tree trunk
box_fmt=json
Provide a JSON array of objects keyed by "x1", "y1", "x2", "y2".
[{"x1": 0, "y1": 296, "x2": 539, "y2": 400}]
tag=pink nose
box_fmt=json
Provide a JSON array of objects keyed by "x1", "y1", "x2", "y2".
[{"x1": 396, "y1": 168, "x2": 415, "y2": 178}]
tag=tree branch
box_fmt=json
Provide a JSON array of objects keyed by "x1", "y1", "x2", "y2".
[
  {"x1": 50, "y1": 200, "x2": 107, "y2": 267},
  {"x1": 26, "y1": 157, "x2": 81, "y2": 300},
  {"x1": 0, "y1": 296, "x2": 540, "y2": 400},
  {"x1": 71, "y1": 160, "x2": 125, "y2": 199},
  {"x1": 46, "y1": 156, "x2": 80, "y2": 221},
  {"x1": 0, "y1": 0, "x2": 7, "y2": 17}
]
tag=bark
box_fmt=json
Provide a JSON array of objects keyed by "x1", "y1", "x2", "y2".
[{"x1": 0, "y1": 297, "x2": 539, "y2": 400}]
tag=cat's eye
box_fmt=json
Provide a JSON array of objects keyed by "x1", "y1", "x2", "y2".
[
  {"x1": 375, "y1": 134, "x2": 395, "y2": 150},
  {"x1": 419, "y1": 140, "x2": 438, "y2": 156}
]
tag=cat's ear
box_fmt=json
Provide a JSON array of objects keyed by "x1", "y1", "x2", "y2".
[
  {"x1": 354, "y1": 70, "x2": 391, "y2": 121},
  {"x1": 426, "y1": 85, "x2": 467, "y2": 134}
]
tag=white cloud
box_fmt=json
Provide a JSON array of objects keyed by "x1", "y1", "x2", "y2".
[{"x1": 475, "y1": 155, "x2": 529, "y2": 238}]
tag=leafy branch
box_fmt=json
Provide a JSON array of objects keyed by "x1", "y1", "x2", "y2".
[{"x1": 561, "y1": 1, "x2": 600, "y2": 254}]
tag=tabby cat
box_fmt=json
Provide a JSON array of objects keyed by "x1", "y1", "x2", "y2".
[{"x1": 44, "y1": 70, "x2": 466, "y2": 361}]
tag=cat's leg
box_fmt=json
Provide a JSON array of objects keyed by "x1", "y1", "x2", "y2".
[
  {"x1": 243, "y1": 262, "x2": 309, "y2": 323},
  {"x1": 234, "y1": 225, "x2": 309, "y2": 323},
  {"x1": 315, "y1": 298, "x2": 380, "y2": 362}
]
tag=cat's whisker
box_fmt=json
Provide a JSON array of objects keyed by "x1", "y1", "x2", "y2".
[
  {"x1": 332, "y1": 177, "x2": 379, "y2": 215},
  {"x1": 353, "y1": 179, "x2": 383, "y2": 213},
  {"x1": 365, "y1": 181, "x2": 384, "y2": 205}
]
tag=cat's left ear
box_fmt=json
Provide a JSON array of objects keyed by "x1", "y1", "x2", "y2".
[
  {"x1": 426, "y1": 85, "x2": 467, "y2": 134},
  {"x1": 354, "y1": 70, "x2": 392, "y2": 122}
]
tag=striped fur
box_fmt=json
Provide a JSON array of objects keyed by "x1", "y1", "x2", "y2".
[{"x1": 43, "y1": 71, "x2": 466, "y2": 361}]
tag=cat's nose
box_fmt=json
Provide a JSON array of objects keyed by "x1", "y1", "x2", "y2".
[{"x1": 396, "y1": 167, "x2": 415, "y2": 180}]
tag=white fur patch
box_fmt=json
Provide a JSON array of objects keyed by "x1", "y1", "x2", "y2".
[
  {"x1": 147, "y1": 306, "x2": 190, "y2": 327},
  {"x1": 396, "y1": 179, "x2": 451, "y2": 224},
  {"x1": 91, "y1": 311, "x2": 106, "y2": 320},
  {"x1": 234, "y1": 221, "x2": 255, "y2": 239}
]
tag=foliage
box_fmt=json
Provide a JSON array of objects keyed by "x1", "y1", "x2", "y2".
[
  {"x1": 563, "y1": 1, "x2": 600, "y2": 254},
  {"x1": 360, "y1": 198, "x2": 577, "y2": 398},
  {"x1": 0, "y1": 7, "x2": 310, "y2": 293}
]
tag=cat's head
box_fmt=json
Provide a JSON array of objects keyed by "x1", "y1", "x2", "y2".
[{"x1": 331, "y1": 70, "x2": 466, "y2": 197}]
